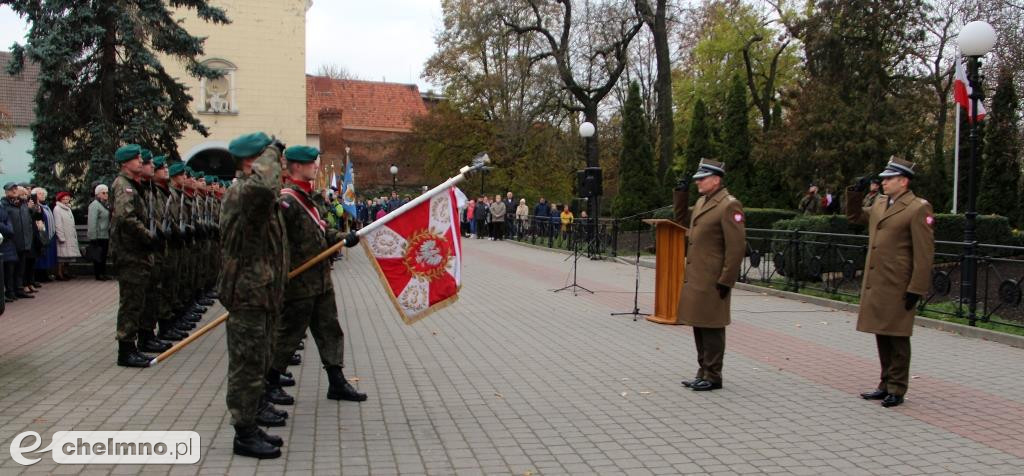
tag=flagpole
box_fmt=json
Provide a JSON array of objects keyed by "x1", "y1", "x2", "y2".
[
  {"x1": 148, "y1": 153, "x2": 490, "y2": 366},
  {"x1": 953, "y1": 105, "x2": 960, "y2": 214}
]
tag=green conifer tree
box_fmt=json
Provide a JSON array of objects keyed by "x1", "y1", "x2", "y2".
[
  {"x1": 978, "y1": 69, "x2": 1021, "y2": 225},
  {"x1": 613, "y1": 82, "x2": 658, "y2": 218},
  {"x1": 4, "y1": 0, "x2": 229, "y2": 196}
]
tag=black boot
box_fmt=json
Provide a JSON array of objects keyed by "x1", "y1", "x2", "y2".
[
  {"x1": 256, "y1": 427, "x2": 283, "y2": 447},
  {"x1": 138, "y1": 331, "x2": 172, "y2": 353},
  {"x1": 279, "y1": 373, "x2": 296, "y2": 387},
  {"x1": 265, "y1": 369, "x2": 295, "y2": 405},
  {"x1": 191, "y1": 304, "x2": 208, "y2": 314},
  {"x1": 255, "y1": 401, "x2": 287, "y2": 427},
  {"x1": 281, "y1": 369, "x2": 293, "y2": 378},
  {"x1": 117, "y1": 341, "x2": 151, "y2": 368},
  {"x1": 297, "y1": 340, "x2": 304, "y2": 350},
  {"x1": 326, "y1": 366, "x2": 367, "y2": 401},
  {"x1": 289, "y1": 353, "x2": 302, "y2": 366},
  {"x1": 158, "y1": 321, "x2": 187, "y2": 341},
  {"x1": 198, "y1": 298, "x2": 215, "y2": 306},
  {"x1": 233, "y1": 425, "x2": 281, "y2": 459}
]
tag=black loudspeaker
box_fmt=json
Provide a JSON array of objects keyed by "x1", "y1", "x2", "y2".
[{"x1": 577, "y1": 167, "x2": 602, "y2": 198}]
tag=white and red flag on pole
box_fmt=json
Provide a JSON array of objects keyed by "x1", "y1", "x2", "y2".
[
  {"x1": 361, "y1": 188, "x2": 462, "y2": 324},
  {"x1": 953, "y1": 57, "x2": 986, "y2": 122}
]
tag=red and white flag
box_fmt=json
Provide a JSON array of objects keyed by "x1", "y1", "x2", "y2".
[
  {"x1": 953, "y1": 57, "x2": 986, "y2": 122},
  {"x1": 361, "y1": 188, "x2": 462, "y2": 324}
]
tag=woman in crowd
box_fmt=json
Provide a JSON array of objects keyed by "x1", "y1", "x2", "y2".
[
  {"x1": 560, "y1": 204, "x2": 574, "y2": 239},
  {"x1": 87, "y1": 184, "x2": 111, "y2": 281},
  {"x1": 32, "y1": 187, "x2": 58, "y2": 282},
  {"x1": 53, "y1": 191, "x2": 81, "y2": 280},
  {"x1": 515, "y1": 198, "x2": 529, "y2": 238}
]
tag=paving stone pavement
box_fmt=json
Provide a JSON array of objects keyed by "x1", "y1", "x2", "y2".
[{"x1": 1, "y1": 239, "x2": 1023, "y2": 475}]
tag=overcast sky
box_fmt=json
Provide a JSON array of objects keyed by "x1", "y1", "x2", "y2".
[{"x1": 0, "y1": 1, "x2": 443, "y2": 92}]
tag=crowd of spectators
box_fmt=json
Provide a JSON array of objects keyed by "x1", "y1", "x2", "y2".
[{"x1": 2, "y1": 182, "x2": 101, "y2": 310}]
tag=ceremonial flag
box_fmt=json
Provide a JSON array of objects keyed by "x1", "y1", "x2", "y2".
[
  {"x1": 954, "y1": 57, "x2": 986, "y2": 122},
  {"x1": 341, "y1": 159, "x2": 357, "y2": 218},
  {"x1": 361, "y1": 187, "x2": 462, "y2": 324}
]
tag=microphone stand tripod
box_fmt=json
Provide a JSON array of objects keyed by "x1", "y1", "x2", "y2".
[
  {"x1": 553, "y1": 222, "x2": 593, "y2": 296},
  {"x1": 610, "y1": 216, "x2": 647, "y2": 321}
]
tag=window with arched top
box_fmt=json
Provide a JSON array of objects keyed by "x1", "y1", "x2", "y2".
[{"x1": 198, "y1": 59, "x2": 238, "y2": 114}]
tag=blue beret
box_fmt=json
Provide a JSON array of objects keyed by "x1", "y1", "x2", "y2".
[
  {"x1": 195, "y1": 171, "x2": 206, "y2": 179},
  {"x1": 168, "y1": 162, "x2": 186, "y2": 176},
  {"x1": 115, "y1": 144, "x2": 142, "y2": 163},
  {"x1": 141, "y1": 149, "x2": 153, "y2": 163},
  {"x1": 204, "y1": 175, "x2": 216, "y2": 184},
  {"x1": 284, "y1": 145, "x2": 320, "y2": 163},
  {"x1": 229, "y1": 132, "x2": 272, "y2": 158},
  {"x1": 153, "y1": 155, "x2": 167, "y2": 169}
]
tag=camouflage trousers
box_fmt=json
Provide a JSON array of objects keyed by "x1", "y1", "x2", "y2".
[
  {"x1": 141, "y1": 253, "x2": 173, "y2": 332},
  {"x1": 272, "y1": 292, "x2": 344, "y2": 371},
  {"x1": 115, "y1": 255, "x2": 152, "y2": 342},
  {"x1": 225, "y1": 307, "x2": 278, "y2": 427}
]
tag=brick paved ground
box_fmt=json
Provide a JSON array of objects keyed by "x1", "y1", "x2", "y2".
[{"x1": 1, "y1": 239, "x2": 1023, "y2": 475}]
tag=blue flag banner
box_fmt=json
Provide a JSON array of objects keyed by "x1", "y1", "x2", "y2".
[{"x1": 342, "y1": 159, "x2": 357, "y2": 218}]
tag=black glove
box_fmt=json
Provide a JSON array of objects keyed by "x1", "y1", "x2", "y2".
[
  {"x1": 675, "y1": 175, "x2": 691, "y2": 192},
  {"x1": 904, "y1": 292, "x2": 920, "y2": 310},
  {"x1": 271, "y1": 139, "x2": 286, "y2": 154},
  {"x1": 716, "y1": 283, "x2": 731, "y2": 299},
  {"x1": 343, "y1": 232, "x2": 359, "y2": 248}
]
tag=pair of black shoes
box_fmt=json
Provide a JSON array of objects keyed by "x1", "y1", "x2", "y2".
[
  {"x1": 234, "y1": 425, "x2": 282, "y2": 459},
  {"x1": 117, "y1": 341, "x2": 152, "y2": 368},
  {"x1": 681, "y1": 378, "x2": 722, "y2": 392},
  {"x1": 138, "y1": 332, "x2": 172, "y2": 353},
  {"x1": 256, "y1": 399, "x2": 288, "y2": 427},
  {"x1": 860, "y1": 389, "x2": 904, "y2": 407},
  {"x1": 266, "y1": 369, "x2": 295, "y2": 406}
]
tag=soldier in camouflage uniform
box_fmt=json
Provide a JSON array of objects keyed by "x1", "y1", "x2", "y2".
[
  {"x1": 132, "y1": 150, "x2": 173, "y2": 353},
  {"x1": 220, "y1": 132, "x2": 289, "y2": 459},
  {"x1": 165, "y1": 162, "x2": 199, "y2": 337},
  {"x1": 110, "y1": 145, "x2": 157, "y2": 368},
  {"x1": 151, "y1": 157, "x2": 189, "y2": 341},
  {"x1": 264, "y1": 146, "x2": 365, "y2": 407}
]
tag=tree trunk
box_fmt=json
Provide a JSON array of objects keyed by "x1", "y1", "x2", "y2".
[{"x1": 643, "y1": 0, "x2": 673, "y2": 179}]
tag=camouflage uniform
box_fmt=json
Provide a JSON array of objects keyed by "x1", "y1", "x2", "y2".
[
  {"x1": 272, "y1": 181, "x2": 346, "y2": 372},
  {"x1": 110, "y1": 172, "x2": 154, "y2": 343},
  {"x1": 219, "y1": 146, "x2": 289, "y2": 427},
  {"x1": 141, "y1": 179, "x2": 169, "y2": 335}
]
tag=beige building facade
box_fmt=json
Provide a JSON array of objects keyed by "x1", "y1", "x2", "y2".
[{"x1": 162, "y1": 0, "x2": 311, "y2": 177}]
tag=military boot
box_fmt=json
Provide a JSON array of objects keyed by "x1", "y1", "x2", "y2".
[
  {"x1": 289, "y1": 353, "x2": 301, "y2": 365},
  {"x1": 198, "y1": 298, "x2": 215, "y2": 306},
  {"x1": 256, "y1": 428, "x2": 283, "y2": 447},
  {"x1": 138, "y1": 331, "x2": 172, "y2": 353},
  {"x1": 117, "y1": 341, "x2": 151, "y2": 368},
  {"x1": 255, "y1": 401, "x2": 287, "y2": 427},
  {"x1": 279, "y1": 372, "x2": 296, "y2": 387},
  {"x1": 265, "y1": 369, "x2": 295, "y2": 405},
  {"x1": 158, "y1": 320, "x2": 187, "y2": 341},
  {"x1": 233, "y1": 425, "x2": 281, "y2": 459},
  {"x1": 191, "y1": 304, "x2": 208, "y2": 314},
  {"x1": 326, "y1": 366, "x2": 367, "y2": 401}
]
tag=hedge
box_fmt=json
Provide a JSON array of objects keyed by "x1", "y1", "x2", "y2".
[{"x1": 772, "y1": 213, "x2": 1018, "y2": 245}]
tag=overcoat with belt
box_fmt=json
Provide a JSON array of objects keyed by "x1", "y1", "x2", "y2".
[
  {"x1": 673, "y1": 187, "x2": 746, "y2": 327},
  {"x1": 846, "y1": 189, "x2": 934, "y2": 336}
]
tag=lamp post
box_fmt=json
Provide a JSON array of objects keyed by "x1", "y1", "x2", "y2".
[
  {"x1": 390, "y1": 164, "x2": 398, "y2": 193},
  {"x1": 579, "y1": 122, "x2": 599, "y2": 256},
  {"x1": 958, "y1": 20, "x2": 997, "y2": 327}
]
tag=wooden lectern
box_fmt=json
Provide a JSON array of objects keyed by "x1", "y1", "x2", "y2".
[{"x1": 642, "y1": 219, "x2": 686, "y2": 325}]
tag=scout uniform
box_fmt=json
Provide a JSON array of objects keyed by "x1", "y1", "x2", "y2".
[
  {"x1": 110, "y1": 144, "x2": 156, "y2": 368},
  {"x1": 673, "y1": 159, "x2": 746, "y2": 391},
  {"x1": 846, "y1": 158, "x2": 934, "y2": 408}
]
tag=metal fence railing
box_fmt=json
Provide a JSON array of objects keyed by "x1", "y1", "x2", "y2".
[{"x1": 461, "y1": 211, "x2": 1024, "y2": 330}]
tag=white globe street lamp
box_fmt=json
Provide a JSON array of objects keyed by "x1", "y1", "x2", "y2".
[
  {"x1": 958, "y1": 21, "x2": 997, "y2": 56},
  {"x1": 579, "y1": 121, "x2": 595, "y2": 138}
]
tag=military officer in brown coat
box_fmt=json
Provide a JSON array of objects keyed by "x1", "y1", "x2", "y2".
[
  {"x1": 673, "y1": 159, "x2": 746, "y2": 391},
  {"x1": 846, "y1": 157, "x2": 934, "y2": 408}
]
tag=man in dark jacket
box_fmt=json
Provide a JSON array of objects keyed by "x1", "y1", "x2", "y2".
[
  {"x1": 2, "y1": 183, "x2": 33, "y2": 300},
  {"x1": 1, "y1": 198, "x2": 17, "y2": 304},
  {"x1": 533, "y1": 197, "x2": 549, "y2": 236}
]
